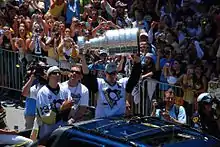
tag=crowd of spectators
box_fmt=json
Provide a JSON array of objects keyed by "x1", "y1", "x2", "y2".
[{"x1": 0, "y1": 0, "x2": 220, "y2": 127}]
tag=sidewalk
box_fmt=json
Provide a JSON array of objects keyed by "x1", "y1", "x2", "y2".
[{"x1": 4, "y1": 106, "x2": 25, "y2": 131}]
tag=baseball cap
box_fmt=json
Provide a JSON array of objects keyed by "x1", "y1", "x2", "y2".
[
  {"x1": 47, "y1": 66, "x2": 61, "y2": 76},
  {"x1": 197, "y1": 93, "x2": 212, "y2": 103},
  {"x1": 145, "y1": 53, "x2": 154, "y2": 59},
  {"x1": 100, "y1": 50, "x2": 108, "y2": 56},
  {"x1": 140, "y1": 32, "x2": 148, "y2": 37},
  {"x1": 105, "y1": 62, "x2": 117, "y2": 73}
]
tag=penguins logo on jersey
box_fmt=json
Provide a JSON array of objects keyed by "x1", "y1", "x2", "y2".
[
  {"x1": 104, "y1": 88, "x2": 122, "y2": 108},
  {"x1": 71, "y1": 93, "x2": 81, "y2": 105}
]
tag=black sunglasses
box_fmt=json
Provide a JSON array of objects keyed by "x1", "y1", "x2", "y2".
[
  {"x1": 107, "y1": 72, "x2": 117, "y2": 75},
  {"x1": 71, "y1": 70, "x2": 81, "y2": 74}
]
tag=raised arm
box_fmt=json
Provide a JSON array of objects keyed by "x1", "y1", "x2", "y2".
[{"x1": 126, "y1": 55, "x2": 141, "y2": 93}]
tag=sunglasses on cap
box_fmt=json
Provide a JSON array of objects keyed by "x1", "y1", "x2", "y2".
[{"x1": 71, "y1": 70, "x2": 81, "y2": 74}]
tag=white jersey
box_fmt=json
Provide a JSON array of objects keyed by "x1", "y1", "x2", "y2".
[
  {"x1": 29, "y1": 84, "x2": 43, "y2": 100},
  {"x1": 95, "y1": 78, "x2": 128, "y2": 118},
  {"x1": 62, "y1": 81, "x2": 89, "y2": 108},
  {"x1": 36, "y1": 84, "x2": 71, "y2": 138}
]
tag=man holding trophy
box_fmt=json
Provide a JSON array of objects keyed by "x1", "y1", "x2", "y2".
[{"x1": 79, "y1": 49, "x2": 141, "y2": 118}]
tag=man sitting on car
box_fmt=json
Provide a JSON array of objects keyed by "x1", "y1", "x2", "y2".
[{"x1": 151, "y1": 88, "x2": 187, "y2": 124}]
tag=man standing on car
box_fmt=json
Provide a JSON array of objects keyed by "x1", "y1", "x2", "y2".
[
  {"x1": 79, "y1": 53, "x2": 141, "y2": 118},
  {"x1": 36, "y1": 66, "x2": 72, "y2": 139},
  {"x1": 151, "y1": 88, "x2": 187, "y2": 124},
  {"x1": 62, "y1": 64, "x2": 90, "y2": 122}
]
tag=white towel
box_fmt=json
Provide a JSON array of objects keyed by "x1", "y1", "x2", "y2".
[{"x1": 194, "y1": 41, "x2": 204, "y2": 59}]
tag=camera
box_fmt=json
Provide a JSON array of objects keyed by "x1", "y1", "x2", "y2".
[
  {"x1": 26, "y1": 61, "x2": 49, "y2": 79},
  {"x1": 33, "y1": 28, "x2": 43, "y2": 36}
]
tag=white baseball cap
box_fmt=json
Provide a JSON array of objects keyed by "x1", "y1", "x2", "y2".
[{"x1": 47, "y1": 66, "x2": 61, "y2": 76}]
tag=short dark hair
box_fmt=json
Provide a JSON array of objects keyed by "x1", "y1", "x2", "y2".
[{"x1": 72, "y1": 64, "x2": 83, "y2": 75}]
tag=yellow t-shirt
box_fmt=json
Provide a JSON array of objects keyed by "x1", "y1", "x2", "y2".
[
  {"x1": 182, "y1": 75, "x2": 195, "y2": 104},
  {"x1": 47, "y1": 3, "x2": 65, "y2": 18},
  {"x1": 48, "y1": 47, "x2": 58, "y2": 60}
]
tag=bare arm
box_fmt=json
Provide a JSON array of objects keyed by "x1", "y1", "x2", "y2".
[
  {"x1": 117, "y1": 57, "x2": 125, "y2": 72},
  {"x1": 21, "y1": 75, "x2": 36, "y2": 97},
  {"x1": 80, "y1": 54, "x2": 89, "y2": 74},
  {"x1": 142, "y1": 71, "x2": 154, "y2": 79}
]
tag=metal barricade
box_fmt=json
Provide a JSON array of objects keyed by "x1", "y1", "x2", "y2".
[
  {"x1": 0, "y1": 49, "x2": 24, "y2": 91},
  {"x1": 0, "y1": 48, "x2": 73, "y2": 91},
  {"x1": 133, "y1": 78, "x2": 183, "y2": 116}
]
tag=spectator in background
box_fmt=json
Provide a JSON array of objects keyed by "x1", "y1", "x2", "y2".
[
  {"x1": 114, "y1": 1, "x2": 132, "y2": 28},
  {"x1": 57, "y1": 36, "x2": 79, "y2": 62},
  {"x1": 65, "y1": 0, "x2": 80, "y2": 27},
  {"x1": 194, "y1": 64, "x2": 208, "y2": 97},
  {"x1": 151, "y1": 88, "x2": 187, "y2": 124},
  {"x1": 141, "y1": 53, "x2": 156, "y2": 79},
  {"x1": 46, "y1": 0, "x2": 67, "y2": 20},
  {"x1": 29, "y1": 23, "x2": 47, "y2": 56},
  {"x1": 88, "y1": 49, "x2": 108, "y2": 78},
  {"x1": 178, "y1": 64, "x2": 196, "y2": 125},
  {"x1": 0, "y1": 25, "x2": 15, "y2": 51}
]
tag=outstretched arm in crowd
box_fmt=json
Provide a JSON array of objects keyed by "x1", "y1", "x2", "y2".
[
  {"x1": 101, "y1": 0, "x2": 117, "y2": 18},
  {"x1": 125, "y1": 55, "x2": 141, "y2": 106}
]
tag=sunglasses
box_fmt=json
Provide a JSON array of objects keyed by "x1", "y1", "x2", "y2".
[
  {"x1": 71, "y1": 70, "x2": 81, "y2": 74},
  {"x1": 107, "y1": 72, "x2": 117, "y2": 75},
  {"x1": 50, "y1": 72, "x2": 61, "y2": 75}
]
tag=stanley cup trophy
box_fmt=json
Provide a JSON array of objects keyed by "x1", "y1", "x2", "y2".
[{"x1": 77, "y1": 28, "x2": 140, "y2": 55}]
